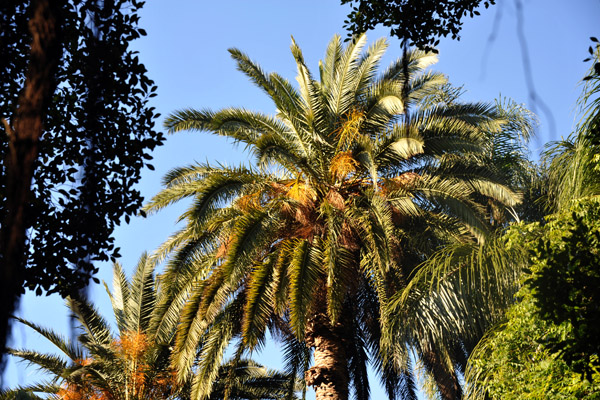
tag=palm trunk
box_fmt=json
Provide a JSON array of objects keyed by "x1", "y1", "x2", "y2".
[
  {"x1": 304, "y1": 310, "x2": 349, "y2": 400},
  {"x1": 423, "y1": 348, "x2": 462, "y2": 400}
]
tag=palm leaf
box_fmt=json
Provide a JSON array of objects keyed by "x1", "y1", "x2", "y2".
[
  {"x1": 126, "y1": 252, "x2": 156, "y2": 333},
  {"x1": 7, "y1": 349, "x2": 68, "y2": 377},
  {"x1": 105, "y1": 261, "x2": 129, "y2": 335},
  {"x1": 287, "y1": 240, "x2": 321, "y2": 340},
  {"x1": 10, "y1": 317, "x2": 82, "y2": 361},
  {"x1": 189, "y1": 296, "x2": 244, "y2": 400},
  {"x1": 242, "y1": 256, "x2": 278, "y2": 348},
  {"x1": 68, "y1": 296, "x2": 113, "y2": 347}
]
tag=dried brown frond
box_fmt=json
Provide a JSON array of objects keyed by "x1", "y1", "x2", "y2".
[
  {"x1": 326, "y1": 189, "x2": 345, "y2": 210},
  {"x1": 293, "y1": 204, "x2": 316, "y2": 236},
  {"x1": 216, "y1": 235, "x2": 234, "y2": 259},
  {"x1": 293, "y1": 224, "x2": 315, "y2": 240},
  {"x1": 383, "y1": 172, "x2": 421, "y2": 194},
  {"x1": 392, "y1": 172, "x2": 420, "y2": 187},
  {"x1": 294, "y1": 207, "x2": 311, "y2": 226},
  {"x1": 390, "y1": 206, "x2": 409, "y2": 226},
  {"x1": 269, "y1": 181, "x2": 288, "y2": 196},
  {"x1": 339, "y1": 221, "x2": 359, "y2": 251}
]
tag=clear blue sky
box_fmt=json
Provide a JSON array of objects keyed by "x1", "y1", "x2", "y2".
[{"x1": 5, "y1": 1, "x2": 600, "y2": 398}]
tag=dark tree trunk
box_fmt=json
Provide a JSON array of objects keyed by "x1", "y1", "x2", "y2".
[
  {"x1": 304, "y1": 308, "x2": 350, "y2": 400},
  {"x1": 0, "y1": 0, "x2": 62, "y2": 364},
  {"x1": 423, "y1": 348, "x2": 463, "y2": 400}
]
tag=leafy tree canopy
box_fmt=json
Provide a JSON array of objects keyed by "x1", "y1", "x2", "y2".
[
  {"x1": 0, "y1": 0, "x2": 164, "y2": 297},
  {"x1": 466, "y1": 198, "x2": 600, "y2": 397},
  {"x1": 527, "y1": 197, "x2": 600, "y2": 379},
  {"x1": 467, "y1": 282, "x2": 600, "y2": 400},
  {"x1": 341, "y1": 0, "x2": 495, "y2": 51}
]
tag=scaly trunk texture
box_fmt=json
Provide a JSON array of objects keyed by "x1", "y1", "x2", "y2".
[
  {"x1": 423, "y1": 348, "x2": 462, "y2": 400},
  {"x1": 304, "y1": 310, "x2": 349, "y2": 400},
  {"x1": 0, "y1": 0, "x2": 62, "y2": 365}
]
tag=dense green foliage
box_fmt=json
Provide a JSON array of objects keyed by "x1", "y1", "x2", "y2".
[
  {"x1": 467, "y1": 205, "x2": 600, "y2": 399},
  {"x1": 0, "y1": 0, "x2": 164, "y2": 296},
  {"x1": 467, "y1": 284, "x2": 600, "y2": 400},
  {"x1": 467, "y1": 203, "x2": 600, "y2": 398},
  {"x1": 528, "y1": 198, "x2": 600, "y2": 378}
]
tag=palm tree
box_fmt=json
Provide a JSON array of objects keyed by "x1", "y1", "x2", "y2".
[
  {"x1": 146, "y1": 34, "x2": 521, "y2": 400},
  {"x1": 542, "y1": 42, "x2": 600, "y2": 212},
  {"x1": 4, "y1": 254, "x2": 180, "y2": 399},
  {"x1": 385, "y1": 97, "x2": 538, "y2": 389},
  {"x1": 4, "y1": 254, "x2": 294, "y2": 400},
  {"x1": 458, "y1": 45, "x2": 600, "y2": 400}
]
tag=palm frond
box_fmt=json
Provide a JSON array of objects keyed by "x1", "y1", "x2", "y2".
[
  {"x1": 144, "y1": 163, "x2": 258, "y2": 216},
  {"x1": 126, "y1": 252, "x2": 157, "y2": 333},
  {"x1": 189, "y1": 296, "x2": 244, "y2": 400},
  {"x1": 229, "y1": 48, "x2": 302, "y2": 123},
  {"x1": 68, "y1": 296, "x2": 113, "y2": 347},
  {"x1": 412, "y1": 175, "x2": 489, "y2": 240},
  {"x1": 11, "y1": 317, "x2": 82, "y2": 361},
  {"x1": 323, "y1": 210, "x2": 355, "y2": 324},
  {"x1": 164, "y1": 108, "x2": 216, "y2": 134},
  {"x1": 320, "y1": 34, "x2": 343, "y2": 92},
  {"x1": 8, "y1": 349, "x2": 68, "y2": 377},
  {"x1": 287, "y1": 240, "x2": 322, "y2": 340},
  {"x1": 172, "y1": 280, "x2": 212, "y2": 382},
  {"x1": 211, "y1": 358, "x2": 298, "y2": 400},
  {"x1": 109, "y1": 267, "x2": 129, "y2": 336},
  {"x1": 328, "y1": 33, "x2": 367, "y2": 116},
  {"x1": 242, "y1": 256, "x2": 278, "y2": 348},
  {"x1": 380, "y1": 49, "x2": 438, "y2": 83},
  {"x1": 352, "y1": 37, "x2": 389, "y2": 98},
  {"x1": 273, "y1": 324, "x2": 310, "y2": 400},
  {"x1": 0, "y1": 381, "x2": 60, "y2": 399},
  {"x1": 290, "y1": 36, "x2": 331, "y2": 142},
  {"x1": 391, "y1": 232, "x2": 528, "y2": 350},
  {"x1": 345, "y1": 314, "x2": 370, "y2": 400}
]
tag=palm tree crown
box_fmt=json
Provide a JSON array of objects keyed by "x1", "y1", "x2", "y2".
[{"x1": 147, "y1": 34, "x2": 521, "y2": 400}]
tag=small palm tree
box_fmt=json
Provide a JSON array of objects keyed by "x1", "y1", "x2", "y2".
[
  {"x1": 4, "y1": 254, "x2": 180, "y2": 399},
  {"x1": 4, "y1": 255, "x2": 294, "y2": 400},
  {"x1": 146, "y1": 34, "x2": 522, "y2": 400},
  {"x1": 543, "y1": 43, "x2": 600, "y2": 212}
]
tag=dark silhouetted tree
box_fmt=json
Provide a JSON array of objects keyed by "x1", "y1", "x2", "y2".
[
  {"x1": 341, "y1": 0, "x2": 495, "y2": 51},
  {"x1": 0, "y1": 0, "x2": 164, "y2": 369}
]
